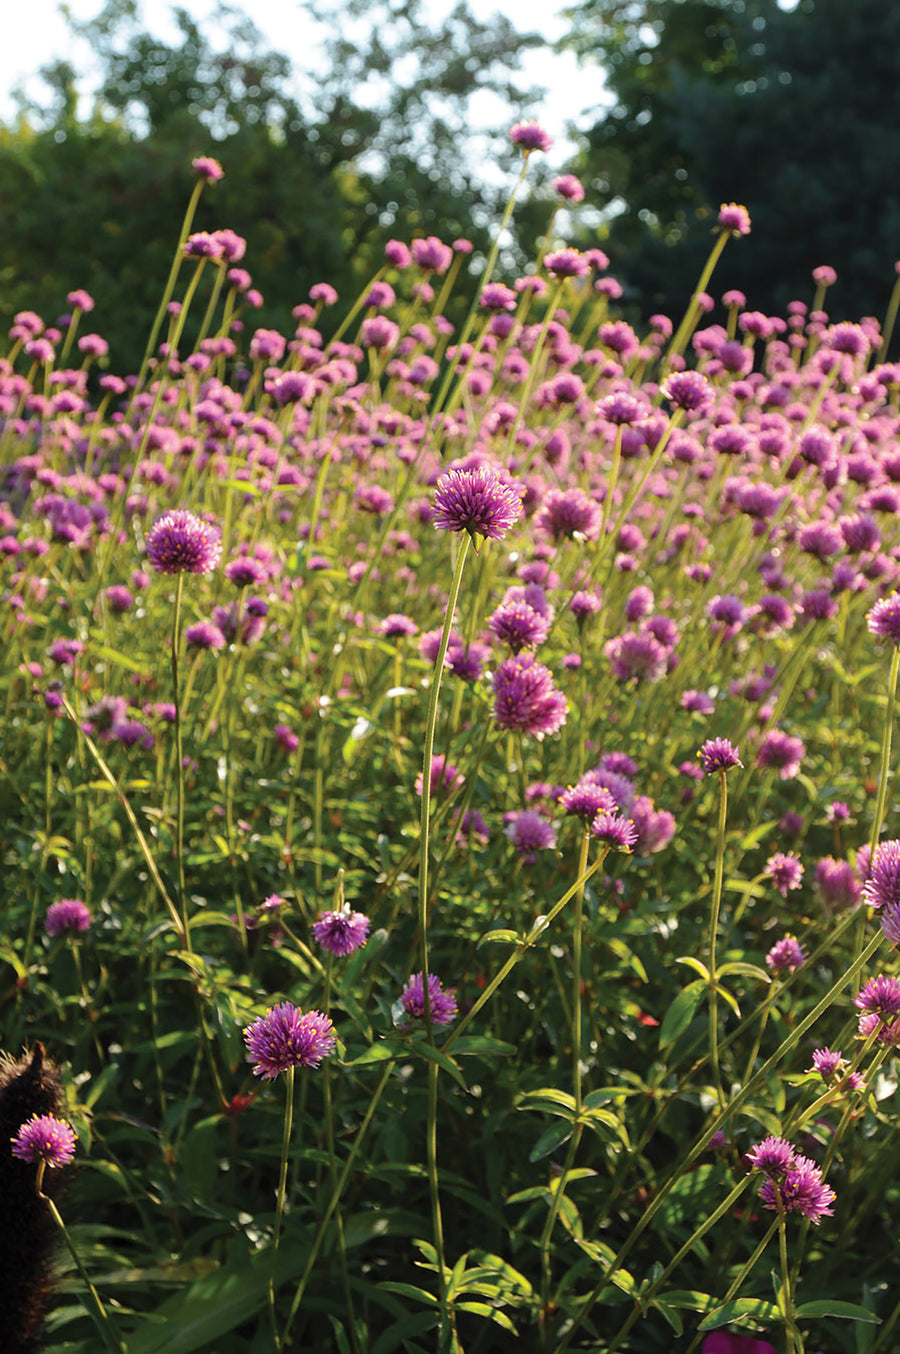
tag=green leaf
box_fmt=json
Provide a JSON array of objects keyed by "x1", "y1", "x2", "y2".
[
  {"x1": 659, "y1": 979, "x2": 706, "y2": 1049},
  {"x1": 477, "y1": 928, "x2": 521, "y2": 947},
  {"x1": 794, "y1": 1300, "x2": 880, "y2": 1322},
  {"x1": 716, "y1": 961, "x2": 771, "y2": 983},
  {"x1": 90, "y1": 643, "x2": 147, "y2": 674},
  {"x1": 677, "y1": 955, "x2": 711, "y2": 981},
  {"x1": 517, "y1": 1087, "x2": 577, "y2": 1117},
  {"x1": 447, "y1": 1035, "x2": 516, "y2": 1058},
  {"x1": 378, "y1": 1282, "x2": 439, "y2": 1307},
  {"x1": 698, "y1": 1298, "x2": 781, "y2": 1331},
  {"x1": 412, "y1": 1040, "x2": 467, "y2": 1090},
  {"x1": 529, "y1": 1119, "x2": 574, "y2": 1162},
  {"x1": 343, "y1": 1041, "x2": 403, "y2": 1068}
]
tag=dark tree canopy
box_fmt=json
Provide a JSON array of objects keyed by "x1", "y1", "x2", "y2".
[
  {"x1": 562, "y1": 0, "x2": 900, "y2": 326},
  {"x1": 0, "y1": 0, "x2": 547, "y2": 371}
]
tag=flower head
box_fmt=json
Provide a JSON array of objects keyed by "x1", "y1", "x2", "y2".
[
  {"x1": 718, "y1": 203, "x2": 751, "y2": 235},
  {"x1": 868, "y1": 594, "x2": 900, "y2": 645},
  {"x1": 746, "y1": 1135, "x2": 795, "y2": 1176},
  {"x1": 192, "y1": 155, "x2": 224, "y2": 182},
  {"x1": 400, "y1": 972, "x2": 458, "y2": 1027},
  {"x1": 510, "y1": 120, "x2": 552, "y2": 153},
  {"x1": 758, "y1": 1154, "x2": 835, "y2": 1223},
  {"x1": 764, "y1": 852, "x2": 804, "y2": 897},
  {"x1": 243, "y1": 1003, "x2": 336, "y2": 1078},
  {"x1": 493, "y1": 654, "x2": 568, "y2": 739},
  {"x1": 11, "y1": 1114, "x2": 77, "y2": 1169},
  {"x1": 590, "y1": 810, "x2": 638, "y2": 852},
  {"x1": 505, "y1": 810, "x2": 557, "y2": 861},
  {"x1": 312, "y1": 905, "x2": 371, "y2": 957},
  {"x1": 863, "y1": 840, "x2": 900, "y2": 909},
  {"x1": 145, "y1": 510, "x2": 222, "y2": 576},
  {"x1": 432, "y1": 466, "x2": 523, "y2": 541},
  {"x1": 45, "y1": 899, "x2": 91, "y2": 937},
  {"x1": 560, "y1": 781, "x2": 617, "y2": 821},
  {"x1": 698, "y1": 738, "x2": 742, "y2": 775},
  {"x1": 766, "y1": 934, "x2": 806, "y2": 975}
]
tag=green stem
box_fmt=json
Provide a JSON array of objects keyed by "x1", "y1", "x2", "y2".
[
  {"x1": 708, "y1": 768, "x2": 730, "y2": 1111},
  {"x1": 38, "y1": 1173, "x2": 125, "y2": 1354},
  {"x1": 170, "y1": 573, "x2": 192, "y2": 953},
  {"x1": 666, "y1": 228, "x2": 731, "y2": 363},
  {"x1": 134, "y1": 176, "x2": 207, "y2": 391},
  {"x1": 282, "y1": 1060, "x2": 394, "y2": 1345},
  {"x1": 269, "y1": 1065, "x2": 295, "y2": 1350}
]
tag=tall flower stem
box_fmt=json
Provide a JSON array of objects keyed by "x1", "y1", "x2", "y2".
[
  {"x1": 134, "y1": 176, "x2": 208, "y2": 392},
  {"x1": 170, "y1": 573, "x2": 192, "y2": 952},
  {"x1": 282, "y1": 1060, "x2": 395, "y2": 1346},
  {"x1": 539, "y1": 827, "x2": 591, "y2": 1342},
  {"x1": 36, "y1": 1167, "x2": 125, "y2": 1354},
  {"x1": 666, "y1": 228, "x2": 732, "y2": 364},
  {"x1": 417, "y1": 533, "x2": 470, "y2": 1351},
  {"x1": 418, "y1": 534, "x2": 471, "y2": 998},
  {"x1": 776, "y1": 1190, "x2": 801, "y2": 1354},
  {"x1": 869, "y1": 643, "x2": 900, "y2": 857},
  {"x1": 708, "y1": 768, "x2": 730, "y2": 1111},
  {"x1": 553, "y1": 924, "x2": 887, "y2": 1353},
  {"x1": 268, "y1": 1065, "x2": 295, "y2": 1351}
]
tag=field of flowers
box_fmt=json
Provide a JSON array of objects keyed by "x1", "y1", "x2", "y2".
[{"x1": 4, "y1": 128, "x2": 900, "y2": 1353}]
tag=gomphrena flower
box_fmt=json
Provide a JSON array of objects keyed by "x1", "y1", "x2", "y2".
[
  {"x1": 809, "y1": 1046, "x2": 865, "y2": 1091},
  {"x1": 559, "y1": 781, "x2": 617, "y2": 821},
  {"x1": 698, "y1": 738, "x2": 742, "y2": 775},
  {"x1": 493, "y1": 654, "x2": 568, "y2": 739},
  {"x1": 758, "y1": 1155, "x2": 835, "y2": 1224},
  {"x1": 862, "y1": 840, "x2": 900, "y2": 909},
  {"x1": 431, "y1": 466, "x2": 523, "y2": 542},
  {"x1": 764, "y1": 852, "x2": 804, "y2": 897},
  {"x1": 718, "y1": 202, "x2": 751, "y2": 235},
  {"x1": 867, "y1": 593, "x2": 900, "y2": 644},
  {"x1": 312, "y1": 905, "x2": 370, "y2": 957},
  {"x1": 244, "y1": 1003, "x2": 336, "y2": 1078},
  {"x1": 400, "y1": 972, "x2": 458, "y2": 1027},
  {"x1": 544, "y1": 248, "x2": 590, "y2": 279},
  {"x1": 45, "y1": 899, "x2": 91, "y2": 938},
  {"x1": 854, "y1": 975, "x2": 900, "y2": 1044},
  {"x1": 11, "y1": 1114, "x2": 77, "y2": 1169},
  {"x1": 746, "y1": 1135, "x2": 795, "y2": 1176},
  {"x1": 509, "y1": 119, "x2": 552, "y2": 153},
  {"x1": 145, "y1": 510, "x2": 222, "y2": 576},
  {"x1": 766, "y1": 934, "x2": 806, "y2": 975},
  {"x1": 192, "y1": 155, "x2": 224, "y2": 182},
  {"x1": 590, "y1": 810, "x2": 638, "y2": 852},
  {"x1": 659, "y1": 370, "x2": 714, "y2": 413},
  {"x1": 504, "y1": 810, "x2": 557, "y2": 861}
]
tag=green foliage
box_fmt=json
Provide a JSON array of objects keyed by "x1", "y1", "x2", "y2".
[{"x1": 563, "y1": 0, "x2": 900, "y2": 324}]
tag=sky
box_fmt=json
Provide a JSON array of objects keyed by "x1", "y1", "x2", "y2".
[{"x1": 0, "y1": 0, "x2": 608, "y2": 165}]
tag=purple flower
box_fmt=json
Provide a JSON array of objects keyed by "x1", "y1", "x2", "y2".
[
  {"x1": 606, "y1": 630, "x2": 668, "y2": 684},
  {"x1": 810, "y1": 1047, "x2": 845, "y2": 1081},
  {"x1": 553, "y1": 174, "x2": 585, "y2": 202},
  {"x1": 488, "y1": 600, "x2": 550, "y2": 652},
  {"x1": 765, "y1": 852, "x2": 804, "y2": 897},
  {"x1": 755, "y1": 729, "x2": 805, "y2": 780},
  {"x1": 559, "y1": 781, "x2": 617, "y2": 821},
  {"x1": 273, "y1": 724, "x2": 300, "y2": 753},
  {"x1": 225, "y1": 558, "x2": 267, "y2": 588},
  {"x1": 862, "y1": 840, "x2": 900, "y2": 909},
  {"x1": 855, "y1": 975, "x2": 900, "y2": 1044},
  {"x1": 105, "y1": 585, "x2": 133, "y2": 613},
  {"x1": 415, "y1": 754, "x2": 464, "y2": 797},
  {"x1": 400, "y1": 972, "x2": 458, "y2": 1026},
  {"x1": 505, "y1": 810, "x2": 557, "y2": 861},
  {"x1": 867, "y1": 594, "x2": 900, "y2": 644},
  {"x1": 879, "y1": 901, "x2": 900, "y2": 946},
  {"x1": 718, "y1": 202, "x2": 751, "y2": 235},
  {"x1": 492, "y1": 655, "x2": 568, "y2": 739},
  {"x1": 746, "y1": 1135, "x2": 795, "y2": 1175},
  {"x1": 660, "y1": 370, "x2": 714, "y2": 413},
  {"x1": 185, "y1": 620, "x2": 227, "y2": 650},
  {"x1": 192, "y1": 155, "x2": 224, "y2": 181},
  {"x1": 432, "y1": 466, "x2": 523, "y2": 541},
  {"x1": 758, "y1": 1154, "x2": 835, "y2": 1223},
  {"x1": 545, "y1": 248, "x2": 589, "y2": 279},
  {"x1": 146, "y1": 510, "x2": 222, "y2": 576},
  {"x1": 590, "y1": 810, "x2": 638, "y2": 852},
  {"x1": 535, "y1": 488, "x2": 601, "y2": 542},
  {"x1": 244, "y1": 1003, "x2": 336, "y2": 1078},
  {"x1": 629, "y1": 796, "x2": 675, "y2": 854},
  {"x1": 570, "y1": 589, "x2": 602, "y2": 622},
  {"x1": 702, "y1": 1333, "x2": 778, "y2": 1354},
  {"x1": 815, "y1": 856, "x2": 861, "y2": 913},
  {"x1": 45, "y1": 899, "x2": 91, "y2": 937},
  {"x1": 698, "y1": 738, "x2": 742, "y2": 774},
  {"x1": 380, "y1": 613, "x2": 418, "y2": 639},
  {"x1": 766, "y1": 934, "x2": 806, "y2": 975},
  {"x1": 411, "y1": 236, "x2": 453, "y2": 273},
  {"x1": 11, "y1": 1114, "x2": 77, "y2": 1169},
  {"x1": 509, "y1": 119, "x2": 552, "y2": 153},
  {"x1": 447, "y1": 640, "x2": 489, "y2": 682},
  {"x1": 312, "y1": 906, "x2": 370, "y2": 957}
]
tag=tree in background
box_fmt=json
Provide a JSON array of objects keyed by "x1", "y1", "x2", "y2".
[
  {"x1": 0, "y1": 0, "x2": 547, "y2": 371},
  {"x1": 562, "y1": 0, "x2": 900, "y2": 325}
]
